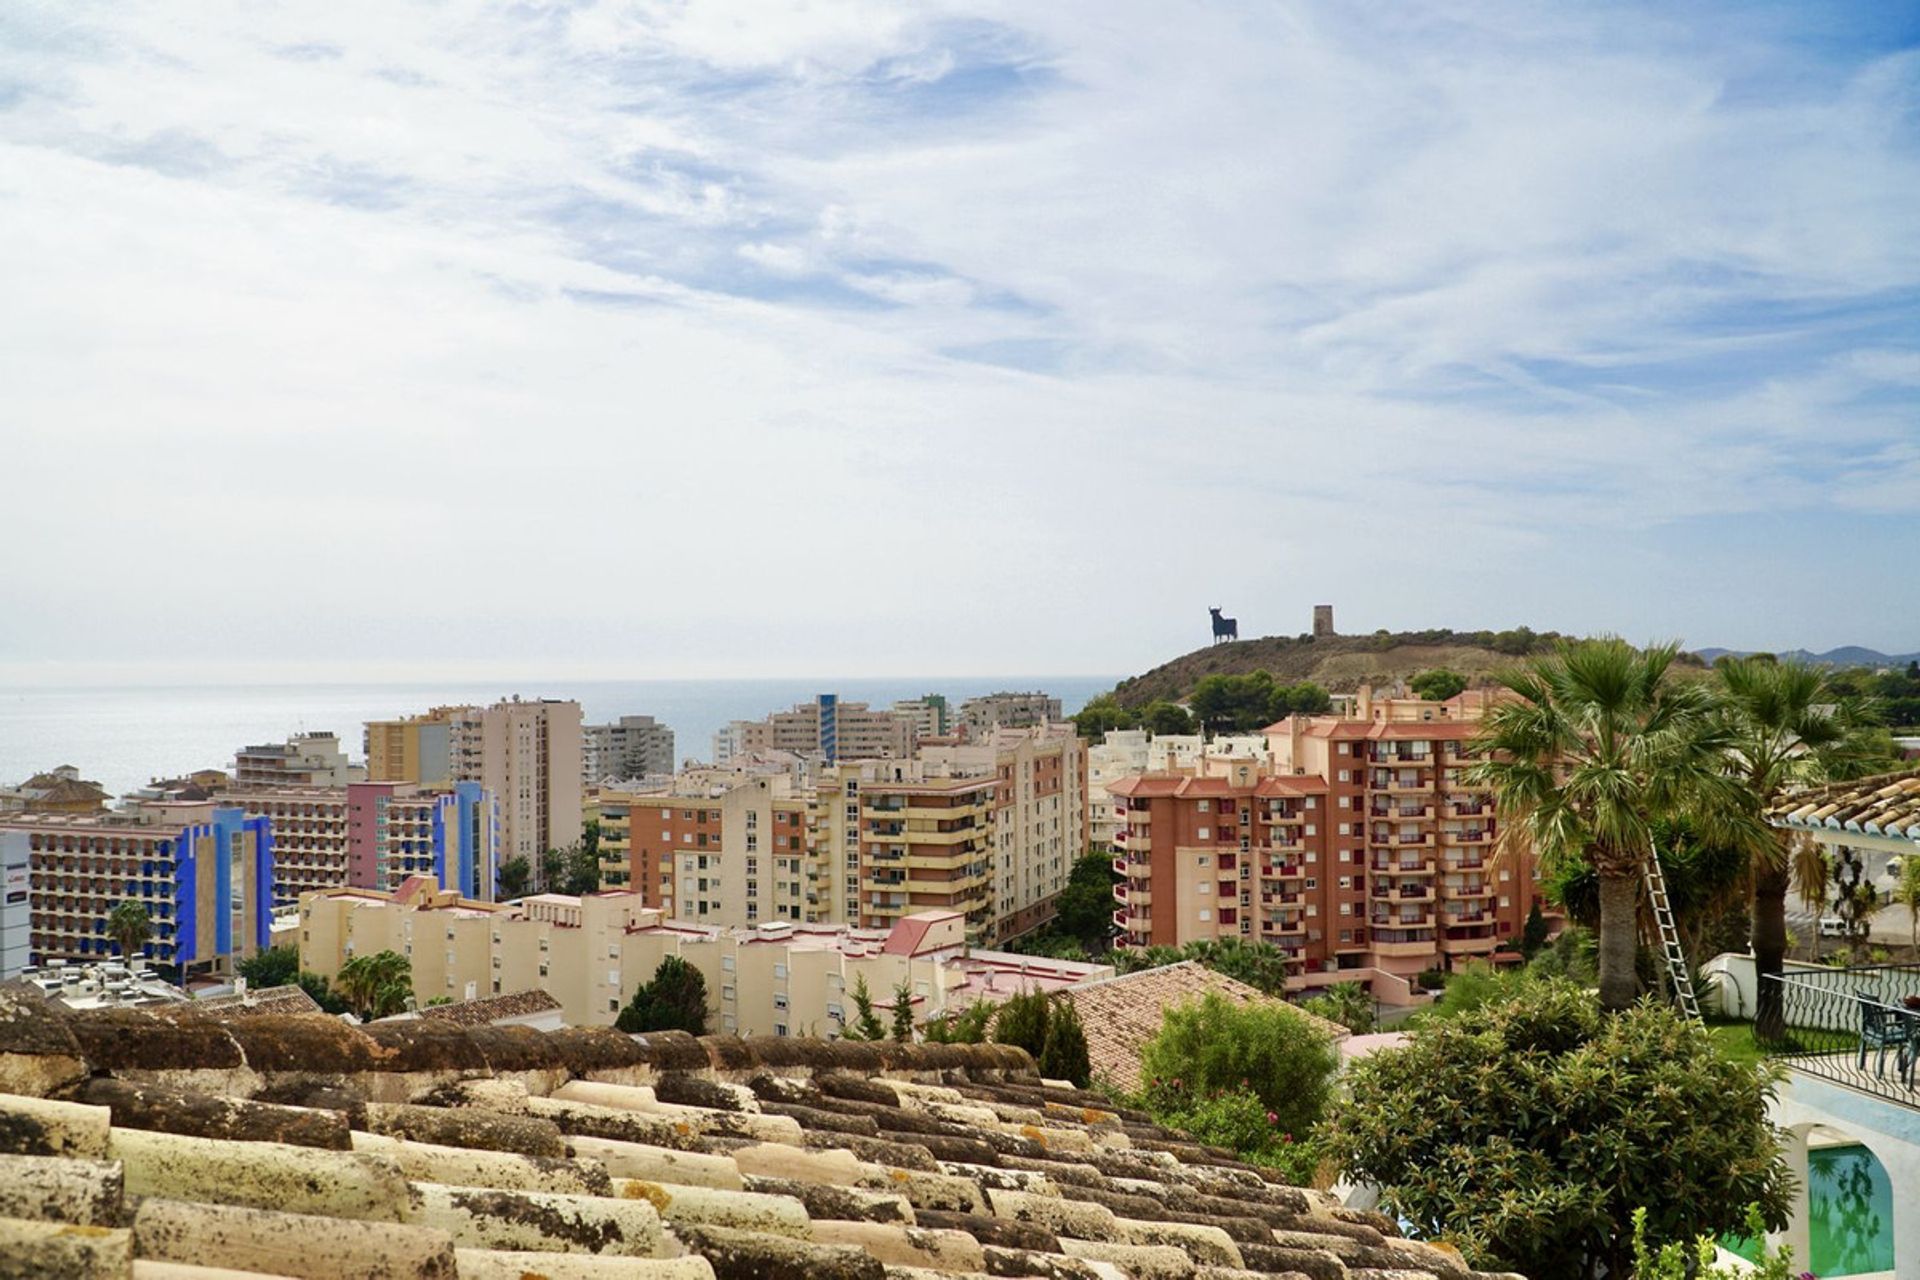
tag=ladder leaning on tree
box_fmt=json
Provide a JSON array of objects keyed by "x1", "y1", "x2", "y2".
[{"x1": 1643, "y1": 843, "x2": 1702, "y2": 1022}]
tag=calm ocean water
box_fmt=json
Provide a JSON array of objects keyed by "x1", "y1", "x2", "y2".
[{"x1": 0, "y1": 676, "x2": 1116, "y2": 799}]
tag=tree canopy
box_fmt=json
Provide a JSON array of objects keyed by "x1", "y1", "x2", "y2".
[
  {"x1": 1408, "y1": 668, "x2": 1469, "y2": 702},
  {"x1": 1469, "y1": 638, "x2": 1761, "y2": 1009},
  {"x1": 335, "y1": 950, "x2": 412, "y2": 1020},
  {"x1": 615, "y1": 954, "x2": 710, "y2": 1035},
  {"x1": 1037, "y1": 997, "x2": 1091, "y2": 1088},
  {"x1": 1189, "y1": 672, "x2": 1331, "y2": 732},
  {"x1": 1327, "y1": 980, "x2": 1792, "y2": 1280},
  {"x1": 107, "y1": 901, "x2": 151, "y2": 960}
]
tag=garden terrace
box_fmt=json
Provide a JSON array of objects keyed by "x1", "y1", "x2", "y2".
[
  {"x1": 1763, "y1": 962, "x2": 1920, "y2": 1112},
  {"x1": 0, "y1": 987, "x2": 1526, "y2": 1279}
]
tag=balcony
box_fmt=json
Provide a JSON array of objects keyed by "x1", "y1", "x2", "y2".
[
  {"x1": 1440, "y1": 934, "x2": 1499, "y2": 955},
  {"x1": 1761, "y1": 966, "x2": 1920, "y2": 1114}
]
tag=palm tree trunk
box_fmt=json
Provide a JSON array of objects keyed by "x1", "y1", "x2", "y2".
[
  {"x1": 1596, "y1": 869, "x2": 1641, "y2": 1011},
  {"x1": 1753, "y1": 859, "x2": 1789, "y2": 1042}
]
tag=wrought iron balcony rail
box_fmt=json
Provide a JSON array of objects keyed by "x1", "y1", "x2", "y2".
[{"x1": 1760, "y1": 964, "x2": 1920, "y2": 1111}]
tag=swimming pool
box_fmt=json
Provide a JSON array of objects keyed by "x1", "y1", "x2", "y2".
[{"x1": 1724, "y1": 1143, "x2": 1895, "y2": 1276}]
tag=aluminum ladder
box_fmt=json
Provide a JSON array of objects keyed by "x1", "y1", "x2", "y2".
[{"x1": 1643, "y1": 846, "x2": 1701, "y2": 1022}]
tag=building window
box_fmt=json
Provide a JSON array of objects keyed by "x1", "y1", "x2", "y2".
[{"x1": 1198, "y1": 908, "x2": 1211, "y2": 922}]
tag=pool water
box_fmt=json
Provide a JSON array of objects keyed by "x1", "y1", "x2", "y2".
[{"x1": 1724, "y1": 1143, "x2": 1895, "y2": 1276}]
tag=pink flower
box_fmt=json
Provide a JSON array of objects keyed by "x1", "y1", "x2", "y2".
[{"x1": 1266, "y1": 1112, "x2": 1279, "y2": 1125}]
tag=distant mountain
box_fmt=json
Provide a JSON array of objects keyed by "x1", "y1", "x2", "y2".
[{"x1": 1694, "y1": 646, "x2": 1920, "y2": 669}]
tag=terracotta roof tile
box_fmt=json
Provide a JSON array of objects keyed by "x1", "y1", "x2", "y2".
[
  {"x1": 418, "y1": 988, "x2": 565, "y2": 1027},
  {"x1": 0, "y1": 985, "x2": 1525, "y2": 1280},
  {"x1": 1769, "y1": 769, "x2": 1920, "y2": 841},
  {"x1": 1057, "y1": 962, "x2": 1348, "y2": 1095}
]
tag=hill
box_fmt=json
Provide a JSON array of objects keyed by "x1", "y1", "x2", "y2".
[
  {"x1": 1695, "y1": 645, "x2": 1920, "y2": 669},
  {"x1": 1111, "y1": 627, "x2": 1582, "y2": 708}
]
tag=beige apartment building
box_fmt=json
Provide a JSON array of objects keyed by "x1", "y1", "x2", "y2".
[
  {"x1": 366, "y1": 697, "x2": 582, "y2": 877},
  {"x1": 1110, "y1": 687, "x2": 1538, "y2": 999},
  {"x1": 711, "y1": 695, "x2": 919, "y2": 765},
  {"x1": 233, "y1": 733, "x2": 364, "y2": 788},
  {"x1": 957, "y1": 691, "x2": 1062, "y2": 736},
  {"x1": 919, "y1": 724, "x2": 1088, "y2": 943},
  {"x1": 295, "y1": 884, "x2": 1108, "y2": 1032},
  {"x1": 599, "y1": 726, "x2": 1086, "y2": 947},
  {"x1": 581, "y1": 714, "x2": 675, "y2": 783}
]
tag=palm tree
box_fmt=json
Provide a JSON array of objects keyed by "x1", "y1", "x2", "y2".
[
  {"x1": 107, "y1": 901, "x2": 151, "y2": 961},
  {"x1": 1717, "y1": 657, "x2": 1881, "y2": 1039},
  {"x1": 335, "y1": 950, "x2": 413, "y2": 1020},
  {"x1": 1892, "y1": 857, "x2": 1920, "y2": 952},
  {"x1": 1469, "y1": 639, "x2": 1760, "y2": 1011},
  {"x1": 1790, "y1": 834, "x2": 1831, "y2": 962}
]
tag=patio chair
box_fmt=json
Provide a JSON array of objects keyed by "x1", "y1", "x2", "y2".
[{"x1": 1855, "y1": 992, "x2": 1915, "y2": 1080}]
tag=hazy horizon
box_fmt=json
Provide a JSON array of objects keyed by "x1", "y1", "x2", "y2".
[{"x1": 5, "y1": 3, "x2": 1916, "y2": 675}]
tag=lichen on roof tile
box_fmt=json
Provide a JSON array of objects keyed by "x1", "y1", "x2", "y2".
[{"x1": 0, "y1": 993, "x2": 1530, "y2": 1280}]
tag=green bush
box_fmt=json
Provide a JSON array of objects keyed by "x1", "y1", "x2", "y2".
[
  {"x1": 993, "y1": 989, "x2": 1051, "y2": 1060},
  {"x1": 1139, "y1": 993, "x2": 1339, "y2": 1139},
  {"x1": 1632, "y1": 1206, "x2": 1800, "y2": 1280},
  {"x1": 237, "y1": 945, "x2": 299, "y2": 989},
  {"x1": 1409, "y1": 669, "x2": 1469, "y2": 702},
  {"x1": 1037, "y1": 998, "x2": 1091, "y2": 1087},
  {"x1": 1300, "y1": 981, "x2": 1374, "y2": 1033},
  {"x1": 924, "y1": 999, "x2": 995, "y2": 1043},
  {"x1": 1325, "y1": 980, "x2": 1792, "y2": 1279},
  {"x1": 616, "y1": 955, "x2": 710, "y2": 1035}
]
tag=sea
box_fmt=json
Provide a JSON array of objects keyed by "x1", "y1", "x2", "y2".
[{"x1": 0, "y1": 676, "x2": 1118, "y2": 799}]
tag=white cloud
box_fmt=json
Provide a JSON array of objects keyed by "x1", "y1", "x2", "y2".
[{"x1": 0, "y1": 0, "x2": 1915, "y2": 682}]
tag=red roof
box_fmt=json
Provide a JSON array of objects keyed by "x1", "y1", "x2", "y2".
[
  {"x1": 1109, "y1": 772, "x2": 1329, "y2": 800},
  {"x1": 1268, "y1": 718, "x2": 1476, "y2": 741},
  {"x1": 881, "y1": 911, "x2": 962, "y2": 956}
]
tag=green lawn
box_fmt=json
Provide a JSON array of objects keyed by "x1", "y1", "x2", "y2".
[{"x1": 1704, "y1": 1017, "x2": 1766, "y2": 1068}]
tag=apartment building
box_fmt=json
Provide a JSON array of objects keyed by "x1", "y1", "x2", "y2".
[
  {"x1": 4, "y1": 806, "x2": 273, "y2": 976},
  {"x1": 918, "y1": 725, "x2": 1088, "y2": 944},
  {"x1": 1087, "y1": 730, "x2": 1268, "y2": 850},
  {"x1": 1110, "y1": 687, "x2": 1537, "y2": 996},
  {"x1": 710, "y1": 695, "x2": 918, "y2": 765},
  {"x1": 958, "y1": 691, "x2": 1062, "y2": 736},
  {"x1": 209, "y1": 781, "x2": 500, "y2": 906},
  {"x1": 296, "y1": 884, "x2": 1109, "y2": 1031},
  {"x1": 233, "y1": 733, "x2": 364, "y2": 788},
  {"x1": 890, "y1": 695, "x2": 950, "y2": 739},
  {"x1": 598, "y1": 774, "x2": 814, "y2": 928},
  {"x1": 602, "y1": 729, "x2": 1086, "y2": 947},
  {"x1": 366, "y1": 698, "x2": 582, "y2": 876},
  {"x1": 582, "y1": 714, "x2": 675, "y2": 783}
]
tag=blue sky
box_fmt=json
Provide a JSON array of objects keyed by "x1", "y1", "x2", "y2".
[{"x1": 0, "y1": 1, "x2": 1914, "y2": 683}]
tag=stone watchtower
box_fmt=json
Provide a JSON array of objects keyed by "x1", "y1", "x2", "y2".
[{"x1": 1313, "y1": 604, "x2": 1335, "y2": 637}]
